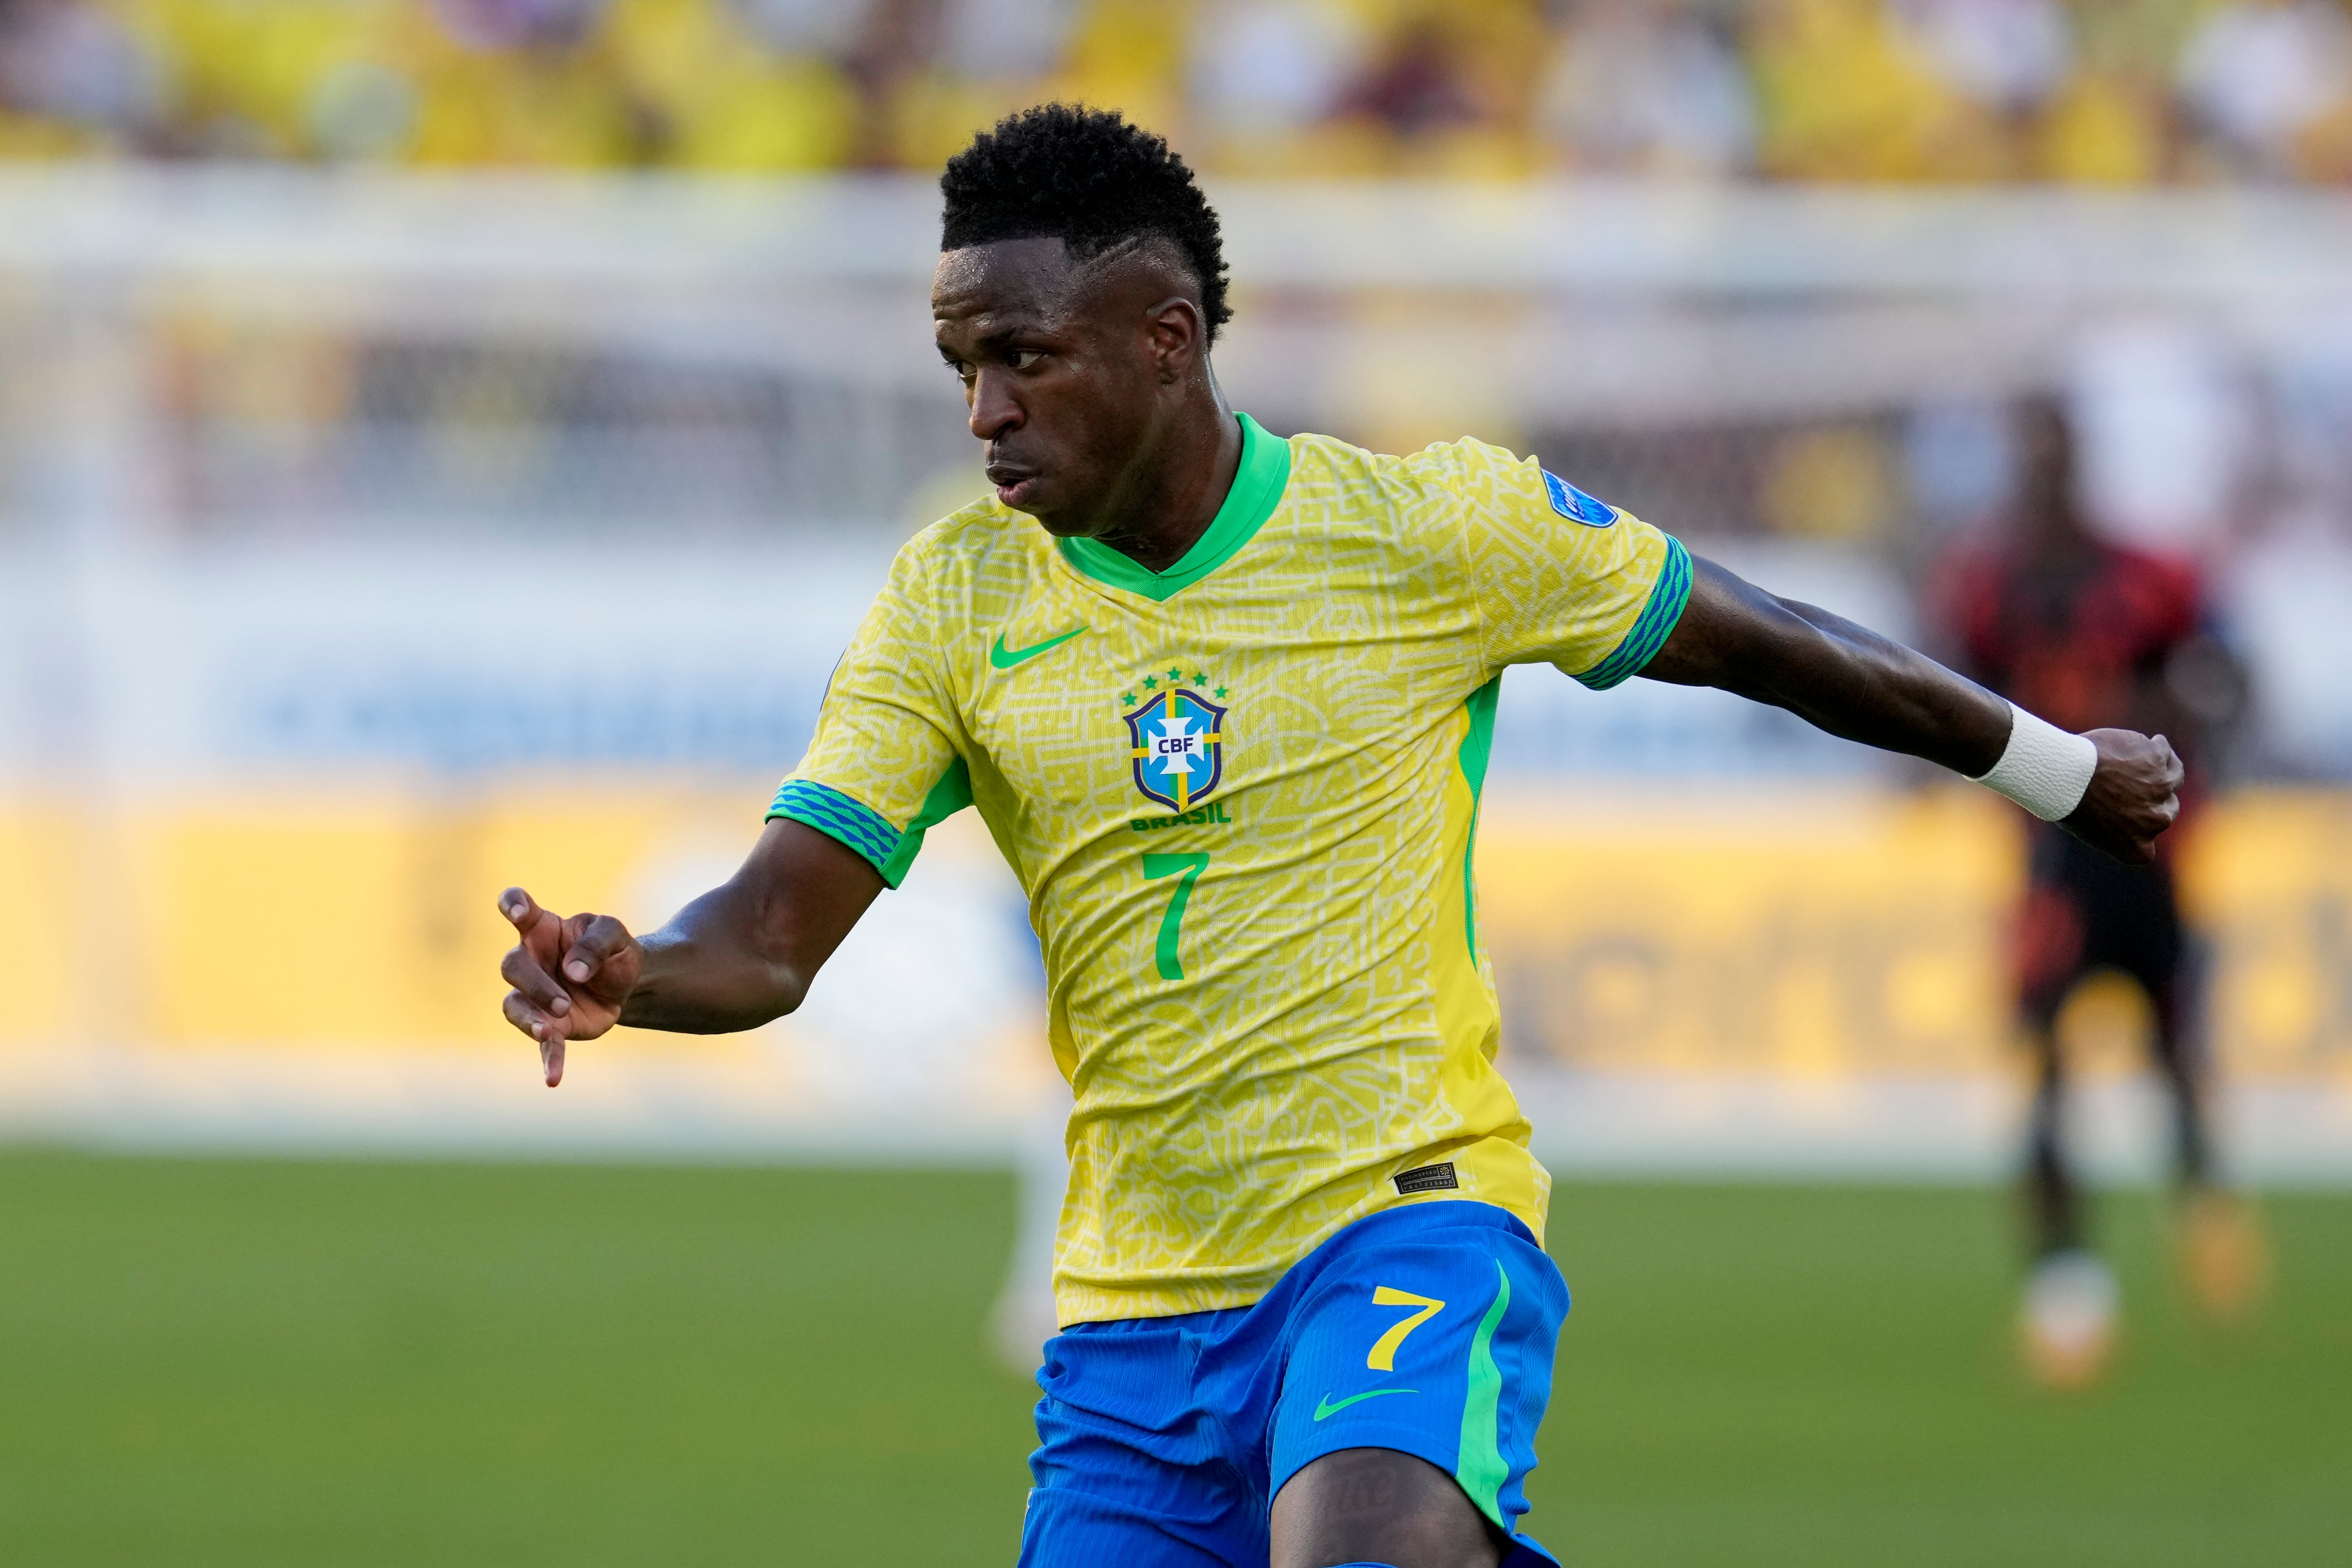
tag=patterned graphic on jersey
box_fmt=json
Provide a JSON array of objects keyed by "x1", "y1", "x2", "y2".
[
  {"x1": 1124, "y1": 687, "x2": 1227, "y2": 811},
  {"x1": 773, "y1": 413, "x2": 1691, "y2": 1323}
]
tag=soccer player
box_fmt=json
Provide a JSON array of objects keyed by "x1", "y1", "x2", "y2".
[
  {"x1": 497, "y1": 107, "x2": 2182, "y2": 1568},
  {"x1": 1935, "y1": 396, "x2": 2262, "y2": 1389}
]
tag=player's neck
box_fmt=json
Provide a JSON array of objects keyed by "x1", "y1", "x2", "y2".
[
  {"x1": 1088, "y1": 395, "x2": 1243, "y2": 574},
  {"x1": 2021, "y1": 509, "x2": 2102, "y2": 575}
]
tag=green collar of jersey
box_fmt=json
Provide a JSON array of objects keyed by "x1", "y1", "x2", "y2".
[{"x1": 1056, "y1": 412, "x2": 1290, "y2": 602}]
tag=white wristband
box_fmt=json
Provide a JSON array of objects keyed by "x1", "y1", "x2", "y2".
[{"x1": 1972, "y1": 702, "x2": 2098, "y2": 822}]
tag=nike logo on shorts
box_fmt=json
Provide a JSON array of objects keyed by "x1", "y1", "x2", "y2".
[{"x1": 1312, "y1": 1387, "x2": 1417, "y2": 1421}]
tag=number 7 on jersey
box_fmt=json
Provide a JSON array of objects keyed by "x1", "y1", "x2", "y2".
[{"x1": 1141, "y1": 853, "x2": 1210, "y2": 981}]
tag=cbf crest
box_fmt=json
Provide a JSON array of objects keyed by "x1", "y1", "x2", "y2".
[{"x1": 1122, "y1": 673, "x2": 1228, "y2": 814}]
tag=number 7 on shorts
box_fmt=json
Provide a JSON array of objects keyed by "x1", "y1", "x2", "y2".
[{"x1": 1367, "y1": 1286, "x2": 1445, "y2": 1370}]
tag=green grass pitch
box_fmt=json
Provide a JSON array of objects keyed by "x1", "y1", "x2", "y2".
[{"x1": 0, "y1": 1152, "x2": 2344, "y2": 1566}]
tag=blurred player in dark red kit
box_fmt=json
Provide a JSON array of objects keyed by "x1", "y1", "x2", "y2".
[{"x1": 1935, "y1": 396, "x2": 2265, "y2": 1389}]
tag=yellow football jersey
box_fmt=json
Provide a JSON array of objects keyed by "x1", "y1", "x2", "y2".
[{"x1": 773, "y1": 416, "x2": 1691, "y2": 1325}]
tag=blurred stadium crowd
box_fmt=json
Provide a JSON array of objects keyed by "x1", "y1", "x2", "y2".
[{"x1": 3, "y1": 0, "x2": 2352, "y2": 182}]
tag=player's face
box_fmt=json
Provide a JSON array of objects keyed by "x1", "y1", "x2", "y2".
[
  {"x1": 2013, "y1": 399, "x2": 2079, "y2": 539},
  {"x1": 932, "y1": 237, "x2": 1192, "y2": 537}
]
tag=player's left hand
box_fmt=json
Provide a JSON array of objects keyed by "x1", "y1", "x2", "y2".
[{"x1": 2060, "y1": 729, "x2": 2184, "y2": 864}]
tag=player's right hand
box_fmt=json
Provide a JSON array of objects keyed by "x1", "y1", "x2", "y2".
[
  {"x1": 2061, "y1": 729, "x2": 2184, "y2": 864},
  {"x1": 498, "y1": 888, "x2": 644, "y2": 1087}
]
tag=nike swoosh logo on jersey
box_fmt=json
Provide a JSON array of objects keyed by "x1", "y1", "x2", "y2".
[
  {"x1": 1312, "y1": 1388, "x2": 1418, "y2": 1421},
  {"x1": 990, "y1": 624, "x2": 1090, "y2": 670}
]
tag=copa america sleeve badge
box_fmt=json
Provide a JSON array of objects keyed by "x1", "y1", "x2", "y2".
[{"x1": 1542, "y1": 470, "x2": 1619, "y2": 527}]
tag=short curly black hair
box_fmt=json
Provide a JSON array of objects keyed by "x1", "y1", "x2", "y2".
[{"x1": 941, "y1": 104, "x2": 1233, "y2": 344}]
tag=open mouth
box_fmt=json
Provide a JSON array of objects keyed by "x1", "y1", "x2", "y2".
[{"x1": 985, "y1": 461, "x2": 1041, "y2": 507}]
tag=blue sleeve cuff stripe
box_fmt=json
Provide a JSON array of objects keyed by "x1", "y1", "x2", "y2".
[
  {"x1": 766, "y1": 779, "x2": 902, "y2": 873},
  {"x1": 1575, "y1": 536, "x2": 1692, "y2": 692}
]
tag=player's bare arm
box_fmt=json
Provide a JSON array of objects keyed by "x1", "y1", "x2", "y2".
[
  {"x1": 497, "y1": 817, "x2": 883, "y2": 1086},
  {"x1": 1640, "y1": 554, "x2": 2183, "y2": 863}
]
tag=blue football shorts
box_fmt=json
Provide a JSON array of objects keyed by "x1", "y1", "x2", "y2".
[{"x1": 1018, "y1": 1200, "x2": 1570, "y2": 1568}]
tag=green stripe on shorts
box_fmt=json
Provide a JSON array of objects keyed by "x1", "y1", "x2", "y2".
[{"x1": 1455, "y1": 1259, "x2": 1512, "y2": 1527}]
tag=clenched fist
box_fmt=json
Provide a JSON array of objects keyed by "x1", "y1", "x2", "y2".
[{"x1": 2061, "y1": 729, "x2": 2185, "y2": 864}]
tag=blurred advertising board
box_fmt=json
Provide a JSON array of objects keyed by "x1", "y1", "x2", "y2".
[
  {"x1": 1482, "y1": 786, "x2": 2352, "y2": 1181},
  {"x1": 3, "y1": 779, "x2": 2348, "y2": 1180},
  {"x1": 0, "y1": 545, "x2": 2347, "y2": 1179}
]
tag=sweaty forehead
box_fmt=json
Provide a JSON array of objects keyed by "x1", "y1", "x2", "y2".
[
  {"x1": 932, "y1": 235, "x2": 1194, "y2": 335},
  {"x1": 932, "y1": 237, "x2": 1082, "y2": 329}
]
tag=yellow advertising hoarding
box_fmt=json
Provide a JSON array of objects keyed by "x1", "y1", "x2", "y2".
[
  {"x1": 1480, "y1": 786, "x2": 2352, "y2": 1086},
  {"x1": 3, "y1": 785, "x2": 2347, "y2": 1140}
]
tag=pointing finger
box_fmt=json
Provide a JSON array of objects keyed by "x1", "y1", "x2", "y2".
[{"x1": 540, "y1": 1032, "x2": 565, "y2": 1088}]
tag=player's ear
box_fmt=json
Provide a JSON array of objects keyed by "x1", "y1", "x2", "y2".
[{"x1": 1146, "y1": 296, "x2": 1202, "y2": 385}]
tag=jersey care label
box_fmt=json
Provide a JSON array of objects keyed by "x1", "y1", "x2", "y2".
[{"x1": 1392, "y1": 1162, "x2": 1460, "y2": 1195}]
